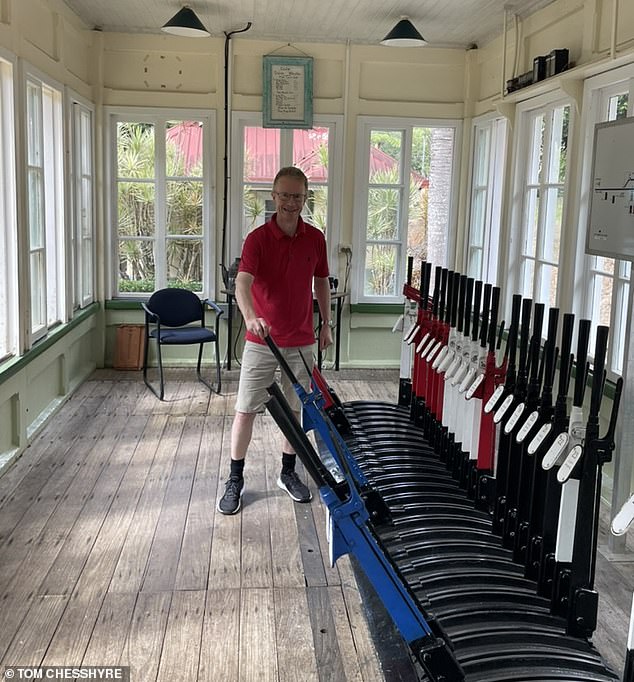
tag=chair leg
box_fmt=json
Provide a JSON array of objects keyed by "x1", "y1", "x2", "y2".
[
  {"x1": 143, "y1": 339, "x2": 165, "y2": 400},
  {"x1": 196, "y1": 343, "x2": 221, "y2": 394},
  {"x1": 156, "y1": 343, "x2": 165, "y2": 399},
  {"x1": 215, "y1": 337, "x2": 222, "y2": 394}
]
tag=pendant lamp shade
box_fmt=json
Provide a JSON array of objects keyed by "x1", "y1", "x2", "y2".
[
  {"x1": 162, "y1": 6, "x2": 210, "y2": 37},
  {"x1": 381, "y1": 17, "x2": 426, "y2": 47}
]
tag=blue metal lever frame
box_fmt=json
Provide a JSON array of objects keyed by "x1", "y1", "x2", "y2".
[{"x1": 263, "y1": 337, "x2": 464, "y2": 680}]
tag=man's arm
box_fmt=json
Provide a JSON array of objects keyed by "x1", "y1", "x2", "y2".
[
  {"x1": 314, "y1": 276, "x2": 333, "y2": 351},
  {"x1": 235, "y1": 271, "x2": 270, "y2": 339}
]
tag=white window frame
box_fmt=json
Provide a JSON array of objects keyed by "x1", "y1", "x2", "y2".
[
  {"x1": 508, "y1": 93, "x2": 573, "y2": 313},
  {"x1": 465, "y1": 114, "x2": 508, "y2": 284},
  {"x1": 67, "y1": 90, "x2": 95, "y2": 309},
  {"x1": 0, "y1": 50, "x2": 18, "y2": 362},
  {"x1": 228, "y1": 112, "x2": 343, "y2": 276},
  {"x1": 572, "y1": 64, "x2": 634, "y2": 377},
  {"x1": 353, "y1": 116, "x2": 462, "y2": 304},
  {"x1": 21, "y1": 64, "x2": 66, "y2": 343},
  {"x1": 106, "y1": 107, "x2": 216, "y2": 298}
]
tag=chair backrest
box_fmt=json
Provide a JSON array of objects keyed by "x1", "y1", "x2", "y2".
[{"x1": 147, "y1": 288, "x2": 203, "y2": 327}]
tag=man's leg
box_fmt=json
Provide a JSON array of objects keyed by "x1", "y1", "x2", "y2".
[
  {"x1": 276, "y1": 345, "x2": 314, "y2": 503},
  {"x1": 217, "y1": 342, "x2": 276, "y2": 515}
]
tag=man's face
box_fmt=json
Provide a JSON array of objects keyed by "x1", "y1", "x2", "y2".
[{"x1": 272, "y1": 176, "x2": 307, "y2": 220}]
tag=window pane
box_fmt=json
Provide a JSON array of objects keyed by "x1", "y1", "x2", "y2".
[
  {"x1": 548, "y1": 105, "x2": 569, "y2": 184},
  {"x1": 528, "y1": 114, "x2": 545, "y2": 184},
  {"x1": 541, "y1": 187, "x2": 563, "y2": 262},
  {"x1": 407, "y1": 176, "x2": 427, "y2": 263},
  {"x1": 167, "y1": 238, "x2": 202, "y2": 290},
  {"x1": 81, "y1": 177, "x2": 92, "y2": 238},
  {"x1": 243, "y1": 186, "x2": 273, "y2": 237},
  {"x1": 474, "y1": 126, "x2": 491, "y2": 185},
  {"x1": 118, "y1": 239, "x2": 155, "y2": 292},
  {"x1": 367, "y1": 188, "x2": 400, "y2": 240},
  {"x1": 620, "y1": 260, "x2": 631, "y2": 280},
  {"x1": 470, "y1": 188, "x2": 487, "y2": 248},
  {"x1": 26, "y1": 83, "x2": 41, "y2": 166},
  {"x1": 244, "y1": 126, "x2": 279, "y2": 183},
  {"x1": 594, "y1": 256, "x2": 615, "y2": 275},
  {"x1": 607, "y1": 94, "x2": 629, "y2": 121},
  {"x1": 304, "y1": 186, "x2": 328, "y2": 232},
  {"x1": 294, "y1": 127, "x2": 329, "y2": 181},
  {"x1": 167, "y1": 180, "x2": 202, "y2": 236},
  {"x1": 370, "y1": 130, "x2": 403, "y2": 183},
  {"x1": 166, "y1": 120, "x2": 203, "y2": 176},
  {"x1": 118, "y1": 182, "x2": 155, "y2": 237},
  {"x1": 30, "y1": 251, "x2": 45, "y2": 329},
  {"x1": 468, "y1": 248, "x2": 483, "y2": 279},
  {"x1": 117, "y1": 122, "x2": 155, "y2": 178},
  {"x1": 521, "y1": 258, "x2": 535, "y2": 298},
  {"x1": 82, "y1": 239, "x2": 93, "y2": 297},
  {"x1": 590, "y1": 273, "x2": 614, "y2": 327},
  {"x1": 364, "y1": 244, "x2": 398, "y2": 297},
  {"x1": 427, "y1": 127, "x2": 455, "y2": 266},
  {"x1": 523, "y1": 188, "x2": 539, "y2": 257},
  {"x1": 28, "y1": 169, "x2": 44, "y2": 247},
  {"x1": 81, "y1": 110, "x2": 92, "y2": 174},
  {"x1": 538, "y1": 263, "x2": 558, "y2": 307},
  {"x1": 613, "y1": 280, "x2": 629, "y2": 374}
]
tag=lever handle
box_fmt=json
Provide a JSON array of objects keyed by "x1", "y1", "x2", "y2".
[
  {"x1": 611, "y1": 492, "x2": 634, "y2": 536},
  {"x1": 573, "y1": 320, "x2": 592, "y2": 408}
]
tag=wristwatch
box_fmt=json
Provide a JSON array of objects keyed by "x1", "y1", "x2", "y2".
[{"x1": 324, "y1": 319, "x2": 335, "y2": 329}]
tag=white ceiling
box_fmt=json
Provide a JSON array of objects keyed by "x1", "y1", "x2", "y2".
[{"x1": 61, "y1": 0, "x2": 558, "y2": 49}]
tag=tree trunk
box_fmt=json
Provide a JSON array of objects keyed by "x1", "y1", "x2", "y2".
[{"x1": 427, "y1": 128, "x2": 454, "y2": 267}]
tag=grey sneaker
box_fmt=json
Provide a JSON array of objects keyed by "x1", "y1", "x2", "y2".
[
  {"x1": 217, "y1": 476, "x2": 244, "y2": 515},
  {"x1": 277, "y1": 470, "x2": 312, "y2": 503}
]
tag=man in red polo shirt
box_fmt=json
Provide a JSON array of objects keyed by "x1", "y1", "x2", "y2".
[{"x1": 217, "y1": 166, "x2": 333, "y2": 515}]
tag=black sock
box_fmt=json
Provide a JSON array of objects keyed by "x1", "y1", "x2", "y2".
[
  {"x1": 230, "y1": 459, "x2": 245, "y2": 479},
  {"x1": 282, "y1": 452, "x2": 296, "y2": 474}
]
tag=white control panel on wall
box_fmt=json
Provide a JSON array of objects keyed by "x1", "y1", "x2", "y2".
[{"x1": 586, "y1": 116, "x2": 634, "y2": 260}]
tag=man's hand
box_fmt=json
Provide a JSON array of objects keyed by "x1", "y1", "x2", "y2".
[
  {"x1": 319, "y1": 324, "x2": 333, "y2": 351},
  {"x1": 246, "y1": 317, "x2": 270, "y2": 339}
]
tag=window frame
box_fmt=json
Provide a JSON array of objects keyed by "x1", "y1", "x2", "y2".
[
  {"x1": 464, "y1": 114, "x2": 508, "y2": 284},
  {"x1": 508, "y1": 93, "x2": 574, "y2": 313},
  {"x1": 67, "y1": 90, "x2": 96, "y2": 309},
  {"x1": 228, "y1": 111, "x2": 343, "y2": 276},
  {"x1": 0, "y1": 49, "x2": 18, "y2": 363},
  {"x1": 21, "y1": 63, "x2": 67, "y2": 344},
  {"x1": 105, "y1": 107, "x2": 216, "y2": 299},
  {"x1": 352, "y1": 115, "x2": 462, "y2": 304}
]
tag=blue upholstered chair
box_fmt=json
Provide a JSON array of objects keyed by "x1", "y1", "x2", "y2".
[{"x1": 142, "y1": 288, "x2": 224, "y2": 400}]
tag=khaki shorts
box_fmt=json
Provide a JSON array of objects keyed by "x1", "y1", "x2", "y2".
[{"x1": 235, "y1": 340, "x2": 315, "y2": 414}]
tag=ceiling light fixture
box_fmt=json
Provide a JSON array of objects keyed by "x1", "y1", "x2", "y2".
[
  {"x1": 162, "y1": 6, "x2": 210, "y2": 37},
  {"x1": 381, "y1": 17, "x2": 427, "y2": 47}
]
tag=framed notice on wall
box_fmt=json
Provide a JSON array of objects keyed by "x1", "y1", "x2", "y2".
[{"x1": 262, "y1": 55, "x2": 313, "y2": 129}]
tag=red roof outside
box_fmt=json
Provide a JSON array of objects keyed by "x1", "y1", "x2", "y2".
[{"x1": 166, "y1": 121, "x2": 427, "y2": 188}]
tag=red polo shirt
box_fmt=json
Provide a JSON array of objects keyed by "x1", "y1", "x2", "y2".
[{"x1": 239, "y1": 213, "x2": 329, "y2": 347}]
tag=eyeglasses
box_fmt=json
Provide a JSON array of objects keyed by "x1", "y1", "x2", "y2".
[{"x1": 273, "y1": 191, "x2": 307, "y2": 202}]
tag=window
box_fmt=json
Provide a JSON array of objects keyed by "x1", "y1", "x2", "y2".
[
  {"x1": 230, "y1": 113, "x2": 342, "y2": 270},
  {"x1": 25, "y1": 73, "x2": 65, "y2": 341},
  {"x1": 70, "y1": 98, "x2": 95, "y2": 308},
  {"x1": 0, "y1": 54, "x2": 17, "y2": 361},
  {"x1": 110, "y1": 111, "x2": 214, "y2": 296},
  {"x1": 354, "y1": 118, "x2": 460, "y2": 301},
  {"x1": 578, "y1": 77, "x2": 632, "y2": 374},
  {"x1": 512, "y1": 99, "x2": 571, "y2": 308},
  {"x1": 466, "y1": 116, "x2": 507, "y2": 283}
]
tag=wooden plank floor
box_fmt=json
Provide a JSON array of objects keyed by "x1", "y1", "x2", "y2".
[{"x1": 0, "y1": 367, "x2": 632, "y2": 680}]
